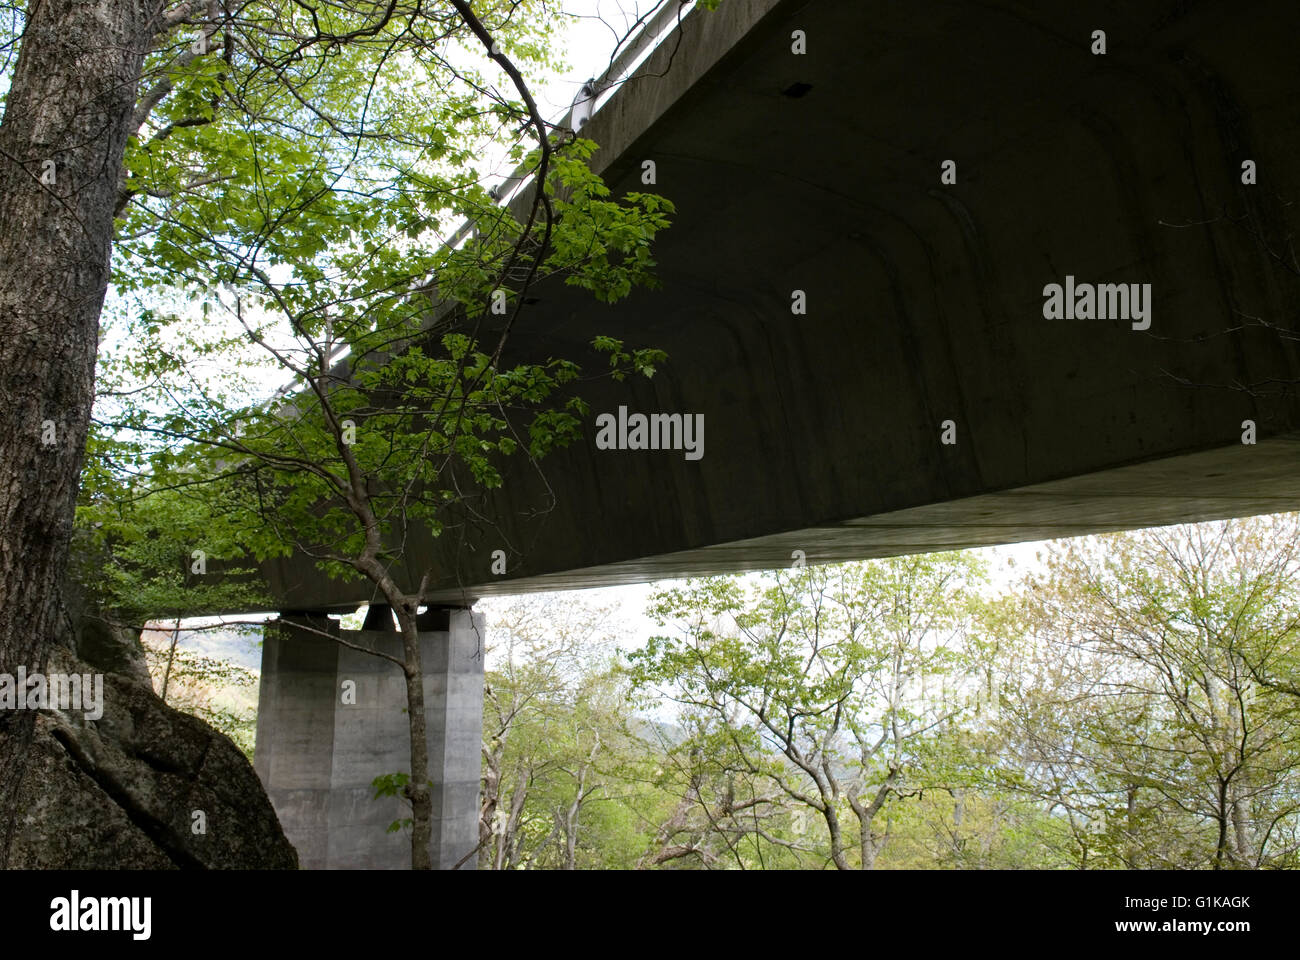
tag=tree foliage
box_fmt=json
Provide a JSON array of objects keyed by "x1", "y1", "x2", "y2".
[{"x1": 471, "y1": 519, "x2": 1300, "y2": 870}]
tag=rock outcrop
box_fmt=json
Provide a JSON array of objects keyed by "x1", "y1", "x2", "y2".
[{"x1": 5, "y1": 615, "x2": 297, "y2": 869}]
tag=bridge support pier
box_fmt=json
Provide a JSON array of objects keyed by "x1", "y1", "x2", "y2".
[{"x1": 253, "y1": 607, "x2": 485, "y2": 869}]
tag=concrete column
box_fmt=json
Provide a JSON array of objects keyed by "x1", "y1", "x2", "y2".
[{"x1": 254, "y1": 607, "x2": 485, "y2": 869}]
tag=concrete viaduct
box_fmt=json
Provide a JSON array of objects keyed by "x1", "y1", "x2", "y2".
[{"x1": 248, "y1": 0, "x2": 1300, "y2": 868}]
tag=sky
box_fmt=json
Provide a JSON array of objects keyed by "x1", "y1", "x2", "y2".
[{"x1": 536, "y1": 1, "x2": 694, "y2": 118}]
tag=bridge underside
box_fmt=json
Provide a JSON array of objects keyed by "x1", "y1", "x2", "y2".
[{"x1": 263, "y1": 0, "x2": 1300, "y2": 610}]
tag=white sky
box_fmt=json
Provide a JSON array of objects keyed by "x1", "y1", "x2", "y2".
[{"x1": 538, "y1": 1, "x2": 688, "y2": 115}]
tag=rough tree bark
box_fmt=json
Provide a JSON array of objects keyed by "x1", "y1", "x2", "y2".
[{"x1": 0, "y1": 0, "x2": 158, "y2": 865}]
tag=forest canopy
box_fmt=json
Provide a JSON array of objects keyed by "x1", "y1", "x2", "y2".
[{"x1": 472, "y1": 516, "x2": 1300, "y2": 869}]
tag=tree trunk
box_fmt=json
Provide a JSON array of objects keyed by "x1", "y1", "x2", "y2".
[
  {"x1": 160, "y1": 617, "x2": 181, "y2": 701},
  {"x1": 1124, "y1": 784, "x2": 1139, "y2": 866},
  {"x1": 861, "y1": 818, "x2": 890, "y2": 870},
  {"x1": 1230, "y1": 786, "x2": 1253, "y2": 868},
  {"x1": 0, "y1": 0, "x2": 156, "y2": 866},
  {"x1": 499, "y1": 773, "x2": 529, "y2": 870},
  {"x1": 562, "y1": 791, "x2": 581, "y2": 870},
  {"x1": 1214, "y1": 779, "x2": 1230, "y2": 870},
  {"x1": 394, "y1": 604, "x2": 432, "y2": 869},
  {"x1": 819, "y1": 802, "x2": 850, "y2": 870},
  {"x1": 951, "y1": 789, "x2": 967, "y2": 862},
  {"x1": 479, "y1": 742, "x2": 504, "y2": 869}
]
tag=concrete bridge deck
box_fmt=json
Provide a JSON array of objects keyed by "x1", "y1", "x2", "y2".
[{"x1": 259, "y1": 0, "x2": 1300, "y2": 609}]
